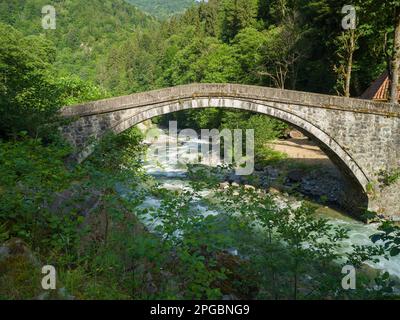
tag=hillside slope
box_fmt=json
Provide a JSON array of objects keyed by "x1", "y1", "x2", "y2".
[{"x1": 0, "y1": 0, "x2": 155, "y2": 82}]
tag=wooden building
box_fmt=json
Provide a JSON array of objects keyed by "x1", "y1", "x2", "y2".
[{"x1": 361, "y1": 71, "x2": 400, "y2": 102}]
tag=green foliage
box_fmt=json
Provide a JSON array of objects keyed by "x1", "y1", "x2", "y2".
[
  {"x1": 0, "y1": 223, "x2": 9, "y2": 244},
  {"x1": 232, "y1": 27, "x2": 266, "y2": 84},
  {"x1": 0, "y1": 128, "x2": 153, "y2": 299},
  {"x1": 0, "y1": 23, "x2": 109, "y2": 139},
  {"x1": 221, "y1": 0, "x2": 259, "y2": 42},
  {"x1": 4, "y1": 0, "x2": 396, "y2": 98},
  {"x1": 126, "y1": 0, "x2": 197, "y2": 19},
  {"x1": 142, "y1": 187, "x2": 233, "y2": 299},
  {"x1": 3, "y1": 0, "x2": 154, "y2": 89},
  {"x1": 53, "y1": 76, "x2": 110, "y2": 106},
  {"x1": 161, "y1": 33, "x2": 240, "y2": 85},
  {"x1": 0, "y1": 137, "x2": 74, "y2": 250},
  {"x1": 192, "y1": 172, "x2": 388, "y2": 300},
  {"x1": 0, "y1": 24, "x2": 59, "y2": 138},
  {"x1": 371, "y1": 219, "x2": 400, "y2": 258},
  {"x1": 378, "y1": 169, "x2": 400, "y2": 187}
]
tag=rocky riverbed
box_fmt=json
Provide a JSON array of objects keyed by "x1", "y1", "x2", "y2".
[{"x1": 227, "y1": 137, "x2": 350, "y2": 210}]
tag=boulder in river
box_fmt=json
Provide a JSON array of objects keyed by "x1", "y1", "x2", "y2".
[{"x1": 287, "y1": 169, "x2": 306, "y2": 183}]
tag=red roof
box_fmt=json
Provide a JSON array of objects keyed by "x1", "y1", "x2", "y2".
[{"x1": 361, "y1": 71, "x2": 400, "y2": 102}]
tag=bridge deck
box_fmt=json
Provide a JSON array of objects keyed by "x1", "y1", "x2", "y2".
[{"x1": 61, "y1": 84, "x2": 400, "y2": 118}]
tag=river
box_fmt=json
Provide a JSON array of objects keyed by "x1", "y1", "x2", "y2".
[{"x1": 138, "y1": 126, "x2": 400, "y2": 280}]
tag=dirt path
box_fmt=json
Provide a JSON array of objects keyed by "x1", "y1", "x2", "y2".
[{"x1": 269, "y1": 138, "x2": 336, "y2": 168}]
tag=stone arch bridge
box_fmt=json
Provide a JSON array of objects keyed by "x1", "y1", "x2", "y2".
[{"x1": 60, "y1": 84, "x2": 400, "y2": 219}]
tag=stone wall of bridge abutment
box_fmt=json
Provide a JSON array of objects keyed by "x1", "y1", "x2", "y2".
[{"x1": 60, "y1": 84, "x2": 400, "y2": 219}]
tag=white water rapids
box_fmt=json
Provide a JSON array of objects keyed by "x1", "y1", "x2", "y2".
[{"x1": 137, "y1": 127, "x2": 400, "y2": 279}]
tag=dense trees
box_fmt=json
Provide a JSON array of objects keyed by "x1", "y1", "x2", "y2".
[
  {"x1": 0, "y1": 23, "x2": 107, "y2": 140},
  {"x1": 3, "y1": 0, "x2": 154, "y2": 86},
  {"x1": 390, "y1": 4, "x2": 400, "y2": 103},
  {"x1": 5, "y1": 0, "x2": 397, "y2": 101},
  {"x1": 126, "y1": 0, "x2": 197, "y2": 19},
  {"x1": 353, "y1": 0, "x2": 400, "y2": 101},
  {"x1": 147, "y1": 0, "x2": 397, "y2": 98},
  {"x1": 0, "y1": 24, "x2": 58, "y2": 138}
]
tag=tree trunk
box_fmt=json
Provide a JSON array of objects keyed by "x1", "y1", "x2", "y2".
[
  {"x1": 345, "y1": 30, "x2": 356, "y2": 98},
  {"x1": 390, "y1": 7, "x2": 400, "y2": 103}
]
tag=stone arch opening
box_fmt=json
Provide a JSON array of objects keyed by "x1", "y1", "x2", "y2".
[{"x1": 102, "y1": 97, "x2": 369, "y2": 214}]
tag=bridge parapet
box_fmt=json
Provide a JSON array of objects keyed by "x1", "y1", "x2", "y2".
[{"x1": 61, "y1": 84, "x2": 400, "y2": 118}]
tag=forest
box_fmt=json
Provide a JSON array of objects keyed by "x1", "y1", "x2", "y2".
[
  {"x1": 1, "y1": 0, "x2": 400, "y2": 300},
  {"x1": 126, "y1": 0, "x2": 197, "y2": 19}
]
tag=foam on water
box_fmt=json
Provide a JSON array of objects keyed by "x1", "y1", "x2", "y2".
[{"x1": 140, "y1": 130, "x2": 400, "y2": 278}]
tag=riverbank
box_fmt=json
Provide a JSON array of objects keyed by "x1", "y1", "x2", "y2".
[{"x1": 224, "y1": 135, "x2": 364, "y2": 219}]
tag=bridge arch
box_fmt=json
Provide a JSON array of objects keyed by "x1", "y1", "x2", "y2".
[{"x1": 106, "y1": 97, "x2": 369, "y2": 193}]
